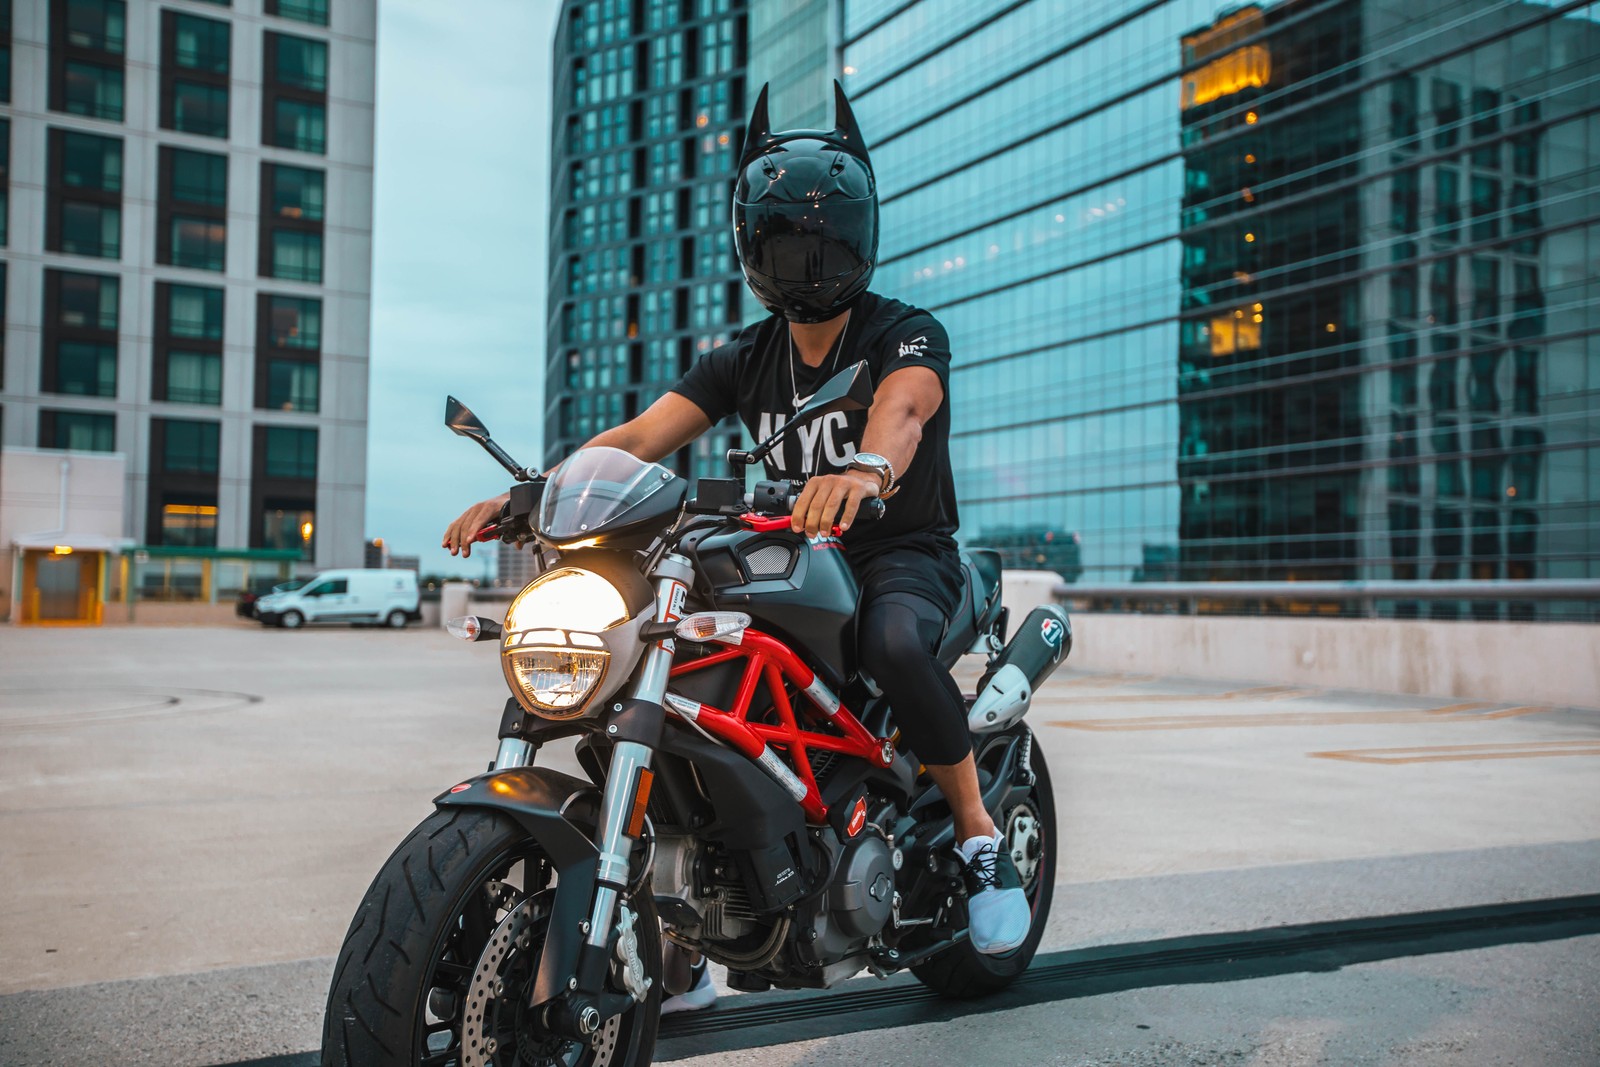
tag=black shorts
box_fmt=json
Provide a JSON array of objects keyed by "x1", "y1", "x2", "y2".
[{"x1": 849, "y1": 539, "x2": 964, "y2": 619}]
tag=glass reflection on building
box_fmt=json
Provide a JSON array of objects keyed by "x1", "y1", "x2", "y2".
[
  {"x1": 843, "y1": 0, "x2": 1600, "y2": 612},
  {"x1": 547, "y1": 0, "x2": 751, "y2": 478}
]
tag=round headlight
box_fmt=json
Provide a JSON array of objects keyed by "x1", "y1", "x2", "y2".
[
  {"x1": 504, "y1": 568, "x2": 628, "y2": 633},
  {"x1": 505, "y1": 646, "x2": 610, "y2": 717},
  {"x1": 502, "y1": 568, "x2": 629, "y2": 718}
]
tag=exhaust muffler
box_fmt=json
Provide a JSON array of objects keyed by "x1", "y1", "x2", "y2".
[{"x1": 967, "y1": 604, "x2": 1072, "y2": 733}]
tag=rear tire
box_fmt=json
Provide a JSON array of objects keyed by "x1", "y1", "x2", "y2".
[
  {"x1": 321, "y1": 806, "x2": 660, "y2": 1067},
  {"x1": 912, "y1": 727, "x2": 1057, "y2": 999},
  {"x1": 385, "y1": 609, "x2": 408, "y2": 629}
]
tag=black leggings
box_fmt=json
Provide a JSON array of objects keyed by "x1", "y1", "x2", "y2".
[{"x1": 856, "y1": 590, "x2": 972, "y2": 766}]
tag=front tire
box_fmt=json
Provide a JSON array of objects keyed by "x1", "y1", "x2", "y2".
[
  {"x1": 321, "y1": 807, "x2": 660, "y2": 1067},
  {"x1": 281, "y1": 610, "x2": 305, "y2": 630},
  {"x1": 912, "y1": 726, "x2": 1057, "y2": 999}
]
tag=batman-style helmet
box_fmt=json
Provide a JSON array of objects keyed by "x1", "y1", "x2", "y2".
[{"x1": 732, "y1": 81, "x2": 878, "y2": 324}]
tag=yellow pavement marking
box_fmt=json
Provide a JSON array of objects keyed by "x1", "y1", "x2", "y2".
[
  {"x1": 1048, "y1": 703, "x2": 1547, "y2": 732},
  {"x1": 1309, "y1": 739, "x2": 1600, "y2": 764}
]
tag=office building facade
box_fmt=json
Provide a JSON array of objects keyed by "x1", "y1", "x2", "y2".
[
  {"x1": 0, "y1": 0, "x2": 374, "y2": 619},
  {"x1": 546, "y1": 0, "x2": 751, "y2": 479},
  {"x1": 840, "y1": 0, "x2": 1599, "y2": 605}
]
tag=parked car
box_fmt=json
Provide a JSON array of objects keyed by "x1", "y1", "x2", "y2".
[
  {"x1": 236, "y1": 577, "x2": 307, "y2": 618},
  {"x1": 256, "y1": 569, "x2": 421, "y2": 630}
]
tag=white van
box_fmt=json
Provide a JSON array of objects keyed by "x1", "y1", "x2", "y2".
[{"x1": 256, "y1": 569, "x2": 420, "y2": 630}]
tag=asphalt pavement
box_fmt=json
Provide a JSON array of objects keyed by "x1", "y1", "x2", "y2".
[{"x1": 0, "y1": 623, "x2": 1596, "y2": 1066}]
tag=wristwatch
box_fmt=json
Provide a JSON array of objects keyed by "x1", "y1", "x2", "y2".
[{"x1": 848, "y1": 452, "x2": 899, "y2": 499}]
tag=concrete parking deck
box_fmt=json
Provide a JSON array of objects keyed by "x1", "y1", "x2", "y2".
[{"x1": 1, "y1": 625, "x2": 1596, "y2": 1066}]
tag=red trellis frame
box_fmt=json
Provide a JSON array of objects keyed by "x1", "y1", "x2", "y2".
[{"x1": 667, "y1": 628, "x2": 890, "y2": 824}]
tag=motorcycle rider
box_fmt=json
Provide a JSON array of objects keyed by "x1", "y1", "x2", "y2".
[{"x1": 443, "y1": 82, "x2": 1030, "y2": 998}]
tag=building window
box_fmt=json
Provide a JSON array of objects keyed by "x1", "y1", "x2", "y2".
[
  {"x1": 0, "y1": 118, "x2": 11, "y2": 247},
  {"x1": 272, "y1": 32, "x2": 326, "y2": 91},
  {"x1": 48, "y1": 128, "x2": 122, "y2": 258},
  {"x1": 155, "y1": 284, "x2": 224, "y2": 406},
  {"x1": 172, "y1": 81, "x2": 229, "y2": 137},
  {"x1": 267, "y1": 0, "x2": 328, "y2": 25},
  {"x1": 270, "y1": 98, "x2": 326, "y2": 154},
  {"x1": 161, "y1": 11, "x2": 230, "y2": 138},
  {"x1": 257, "y1": 295, "x2": 322, "y2": 411},
  {"x1": 264, "y1": 33, "x2": 328, "y2": 154},
  {"x1": 160, "y1": 418, "x2": 220, "y2": 473},
  {"x1": 50, "y1": 340, "x2": 117, "y2": 396},
  {"x1": 260, "y1": 163, "x2": 324, "y2": 281},
  {"x1": 159, "y1": 502, "x2": 218, "y2": 547},
  {"x1": 165, "y1": 349, "x2": 222, "y2": 404},
  {"x1": 148, "y1": 418, "x2": 220, "y2": 547},
  {"x1": 266, "y1": 358, "x2": 319, "y2": 411},
  {"x1": 264, "y1": 294, "x2": 321, "y2": 349},
  {"x1": 263, "y1": 426, "x2": 317, "y2": 479},
  {"x1": 63, "y1": 58, "x2": 122, "y2": 118},
  {"x1": 259, "y1": 502, "x2": 315, "y2": 551},
  {"x1": 43, "y1": 268, "x2": 117, "y2": 398},
  {"x1": 166, "y1": 283, "x2": 224, "y2": 339},
  {"x1": 51, "y1": 0, "x2": 127, "y2": 121},
  {"x1": 0, "y1": 0, "x2": 12, "y2": 104},
  {"x1": 269, "y1": 163, "x2": 324, "y2": 219},
  {"x1": 172, "y1": 12, "x2": 228, "y2": 70},
  {"x1": 159, "y1": 147, "x2": 227, "y2": 271},
  {"x1": 63, "y1": 0, "x2": 124, "y2": 52},
  {"x1": 269, "y1": 230, "x2": 323, "y2": 281},
  {"x1": 39, "y1": 409, "x2": 115, "y2": 451}
]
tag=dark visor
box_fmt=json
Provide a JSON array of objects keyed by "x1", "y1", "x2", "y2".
[{"x1": 734, "y1": 198, "x2": 876, "y2": 283}]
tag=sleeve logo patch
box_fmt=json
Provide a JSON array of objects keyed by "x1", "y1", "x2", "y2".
[{"x1": 897, "y1": 335, "x2": 928, "y2": 359}]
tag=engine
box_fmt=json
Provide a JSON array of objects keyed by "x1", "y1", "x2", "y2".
[
  {"x1": 651, "y1": 822, "x2": 899, "y2": 982},
  {"x1": 652, "y1": 833, "x2": 763, "y2": 944},
  {"x1": 799, "y1": 824, "x2": 896, "y2": 967}
]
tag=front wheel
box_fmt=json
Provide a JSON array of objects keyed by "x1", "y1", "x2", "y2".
[
  {"x1": 281, "y1": 610, "x2": 305, "y2": 630},
  {"x1": 912, "y1": 726, "x2": 1057, "y2": 999},
  {"x1": 321, "y1": 807, "x2": 661, "y2": 1067}
]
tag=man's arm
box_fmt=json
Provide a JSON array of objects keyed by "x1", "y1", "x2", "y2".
[
  {"x1": 790, "y1": 365, "x2": 943, "y2": 536},
  {"x1": 442, "y1": 393, "x2": 712, "y2": 557}
]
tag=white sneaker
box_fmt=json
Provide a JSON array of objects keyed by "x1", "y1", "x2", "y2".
[
  {"x1": 958, "y1": 831, "x2": 1031, "y2": 955},
  {"x1": 661, "y1": 957, "x2": 717, "y2": 1014}
]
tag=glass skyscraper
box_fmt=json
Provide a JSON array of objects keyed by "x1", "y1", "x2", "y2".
[
  {"x1": 546, "y1": 0, "x2": 752, "y2": 478},
  {"x1": 842, "y1": 0, "x2": 1600, "y2": 604}
]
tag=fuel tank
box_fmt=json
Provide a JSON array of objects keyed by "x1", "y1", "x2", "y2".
[{"x1": 679, "y1": 527, "x2": 858, "y2": 685}]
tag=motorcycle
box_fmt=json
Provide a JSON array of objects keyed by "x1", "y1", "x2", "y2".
[{"x1": 321, "y1": 361, "x2": 1074, "y2": 1066}]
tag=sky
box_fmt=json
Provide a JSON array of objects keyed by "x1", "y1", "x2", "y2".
[{"x1": 364, "y1": 0, "x2": 563, "y2": 579}]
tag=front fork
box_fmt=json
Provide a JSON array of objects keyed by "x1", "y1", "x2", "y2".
[{"x1": 496, "y1": 553, "x2": 691, "y2": 1018}]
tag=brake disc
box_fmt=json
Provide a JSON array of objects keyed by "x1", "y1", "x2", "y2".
[
  {"x1": 1004, "y1": 803, "x2": 1043, "y2": 890},
  {"x1": 458, "y1": 895, "x2": 623, "y2": 1067}
]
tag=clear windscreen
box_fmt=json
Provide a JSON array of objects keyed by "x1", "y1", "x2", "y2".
[{"x1": 538, "y1": 446, "x2": 677, "y2": 542}]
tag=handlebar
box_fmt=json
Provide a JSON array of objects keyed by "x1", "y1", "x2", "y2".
[{"x1": 744, "y1": 478, "x2": 886, "y2": 524}]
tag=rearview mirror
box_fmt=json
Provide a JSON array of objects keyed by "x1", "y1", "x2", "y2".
[
  {"x1": 796, "y1": 361, "x2": 874, "y2": 422},
  {"x1": 445, "y1": 396, "x2": 490, "y2": 442},
  {"x1": 729, "y1": 361, "x2": 875, "y2": 469}
]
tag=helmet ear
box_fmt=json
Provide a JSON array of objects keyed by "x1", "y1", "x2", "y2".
[
  {"x1": 833, "y1": 80, "x2": 870, "y2": 162},
  {"x1": 739, "y1": 83, "x2": 773, "y2": 170}
]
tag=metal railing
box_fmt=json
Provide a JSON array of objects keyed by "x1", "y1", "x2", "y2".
[{"x1": 1052, "y1": 579, "x2": 1600, "y2": 621}]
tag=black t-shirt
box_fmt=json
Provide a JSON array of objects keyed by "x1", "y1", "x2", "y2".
[{"x1": 669, "y1": 291, "x2": 960, "y2": 566}]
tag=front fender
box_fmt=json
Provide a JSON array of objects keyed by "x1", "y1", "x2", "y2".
[{"x1": 435, "y1": 767, "x2": 599, "y2": 1006}]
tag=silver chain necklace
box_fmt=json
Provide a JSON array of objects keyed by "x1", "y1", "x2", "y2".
[{"x1": 787, "y1": 311, "x2": 851, "y2": 410}]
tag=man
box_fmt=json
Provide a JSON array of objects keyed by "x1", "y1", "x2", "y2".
[{"x1": 444, "y1": 82, "x2": 1029, "y2": 1010}]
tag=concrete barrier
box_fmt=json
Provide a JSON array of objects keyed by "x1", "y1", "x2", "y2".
[
  {"x1": 1063, "y1": 612, "x2": 1599, "y2": 708},
  {"x1": 439, "y1": 582, "x2": 472, "y2": 629}
]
